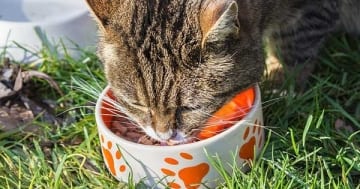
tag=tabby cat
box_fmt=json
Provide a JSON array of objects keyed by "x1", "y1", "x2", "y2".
[{"x1": 85, "y1": 0, "x2": 360, "y2": 142}]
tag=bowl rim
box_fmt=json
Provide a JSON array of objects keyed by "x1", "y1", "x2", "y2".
[
  {"x1": 0, "y1": 0, "x2": 89, "y2": 27},
  {"x1": 95, "y1": 84, "x2": 262, "y2": 151}
]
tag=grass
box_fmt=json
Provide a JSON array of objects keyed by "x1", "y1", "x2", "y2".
[{"x1": 0, "y1": 33, "x2": 359, "y2": 189}]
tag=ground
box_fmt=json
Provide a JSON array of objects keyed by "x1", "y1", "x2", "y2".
[{"x1": 0, "y1": 33, "x2": 359, "y2": 188}]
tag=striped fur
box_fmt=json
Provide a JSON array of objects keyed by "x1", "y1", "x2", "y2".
[{"x1": 86, "y1": 0, "x2": 359, "y2": 141}]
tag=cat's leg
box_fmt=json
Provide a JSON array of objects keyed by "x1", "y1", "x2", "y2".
[
  {"x1": 267, "y1": 3, "x2": 340, "y2": 89},
  {"x1": 263, "y1": 37, "x2": 286, "y2": 88}
]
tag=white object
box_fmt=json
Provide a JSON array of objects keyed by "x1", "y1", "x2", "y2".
[
  {"x1": 0, "y1": 0, "x2": 97, "y2": 62},
  {"x1": 95, "y1": 84, "x2": 265, "y2": 188}
]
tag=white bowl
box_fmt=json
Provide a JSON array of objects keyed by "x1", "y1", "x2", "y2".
[
  {"x1": 0, "y1": 0, "x2": 97, "y2": 62},
  {"x1": 95, "y1": 85, "x2": 264, "y2": 188}
]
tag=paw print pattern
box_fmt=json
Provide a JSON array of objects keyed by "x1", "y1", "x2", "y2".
[
  {"x1": 100, "y1": 135, "x2": 127, "y2": 176},
  {"x1": 161, "y1": 152, "x2": 210, "y2": 189},
  {"x1": 239, "y1": 120, "x2": 264, "y2": 161}
]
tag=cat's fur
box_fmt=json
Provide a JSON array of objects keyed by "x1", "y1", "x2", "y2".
[{"x1": 86, "y1": 0, "x2": 360, "y2": 142}]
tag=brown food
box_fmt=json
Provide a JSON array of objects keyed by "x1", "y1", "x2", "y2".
[{"x1": 110, "y1": 116, "x2": 198, "y2": 146}]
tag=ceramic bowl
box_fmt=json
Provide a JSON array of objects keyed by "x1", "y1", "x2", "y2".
[
  {"x1": 95, "y1": 84, "x2": 264, "y2": 188},
  {"x1": 0, "y1": 0, "x2": 97, "y2": 62}
]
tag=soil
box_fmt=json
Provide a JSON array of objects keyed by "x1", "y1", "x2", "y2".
[{"x1": 0, "y1": 58, "x2": 63, "y2": 133}]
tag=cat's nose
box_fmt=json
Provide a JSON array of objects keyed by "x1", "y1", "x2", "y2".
[{"x1": 150, "y1": 109, "x2": 176, "y2": 140}]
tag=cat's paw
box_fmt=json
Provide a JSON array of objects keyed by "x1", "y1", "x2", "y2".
[{"x1": 264, "y1": 53, "x2": 286, "y2": 87}]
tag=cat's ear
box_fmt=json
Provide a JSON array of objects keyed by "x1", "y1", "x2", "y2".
[
  {"x1": 85, "y1": 0, "x2": 117, "y2": 30},
  {"x1": 200, "y1": 0, "x2": 240, "y2": 48}
]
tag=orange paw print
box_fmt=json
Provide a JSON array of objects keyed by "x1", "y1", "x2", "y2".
[
  {"x1": 239, "y1": 120, "x2": 264, "y2": 161},
  {"x1": 100, "y1": 135, "x2": 127, "y2": 176},
  {"x1": 161, "y1": 152, "x2": 210, "y2": 189}
]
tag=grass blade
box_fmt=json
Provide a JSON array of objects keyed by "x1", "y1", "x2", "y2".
[{"x1": 302, "y1": 115, "x2": 313, "y2": 148}]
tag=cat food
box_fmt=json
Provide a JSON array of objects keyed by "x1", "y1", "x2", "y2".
[
  {"x1": 109, "y1": 116, "x2": 159, "y2": 145},
  {"x1": 109, "y1": 116, "x2": 198, "y2": 145},
  {"x1": 109, "y1": 86, "x2": 255, "y2": 145}
]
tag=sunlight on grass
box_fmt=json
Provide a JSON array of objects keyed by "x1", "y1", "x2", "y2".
[{"x1": 0, "y1": 33, "x2": 359, "y2": 188}]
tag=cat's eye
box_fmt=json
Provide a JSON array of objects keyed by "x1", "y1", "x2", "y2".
[
  {"x1": 178, "y1": 106, "x2": 199, "y2": 113},
  {"x1": 176, "y1": 106, "x2": 199, "y2": 124}
]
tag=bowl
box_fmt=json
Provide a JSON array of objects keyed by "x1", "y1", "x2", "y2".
[
  {"x1": 95, "y1": 84, "x2": 264, "y2": 188},
  {"x1": 0, "y1": 0, "x2": 97, "y2": 62}
]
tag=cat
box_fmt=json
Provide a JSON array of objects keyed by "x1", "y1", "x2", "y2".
[{"x1": 85, "y1": 0, "x2": 360, "y2": 142}]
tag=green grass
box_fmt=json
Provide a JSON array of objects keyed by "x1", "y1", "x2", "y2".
[{"x1": 0, "y1": 33, "x2": 359, "y2": 189}]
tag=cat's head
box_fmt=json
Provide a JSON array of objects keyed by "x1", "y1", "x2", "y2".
[{"x1": 86, "y1": 0, "x2": 264, "y2": 142}]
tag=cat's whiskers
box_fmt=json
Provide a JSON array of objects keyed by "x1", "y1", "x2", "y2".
[
  {"x1": 70, "y1": 76, "x2": 147, "y2": 132},
  {"x1": 102, "y1": 97, "x2": 142, "y2": 127},
  {"x1": 260, "y1": 96, "x2": 288, "y2": 109},
  {"x1": 70, "y1": 67, "x2": 288, "y2": 142},
  {"x1": 189, "y1": 96, "x2": 286, "y2": 136},
  {"x1": 185, "y1": 91, "x2": 290, "y2": 141}
]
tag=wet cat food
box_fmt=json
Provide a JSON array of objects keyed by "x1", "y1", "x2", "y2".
[{"x1": 109, "y1": 116, "x2": 197, "y2": 145}]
